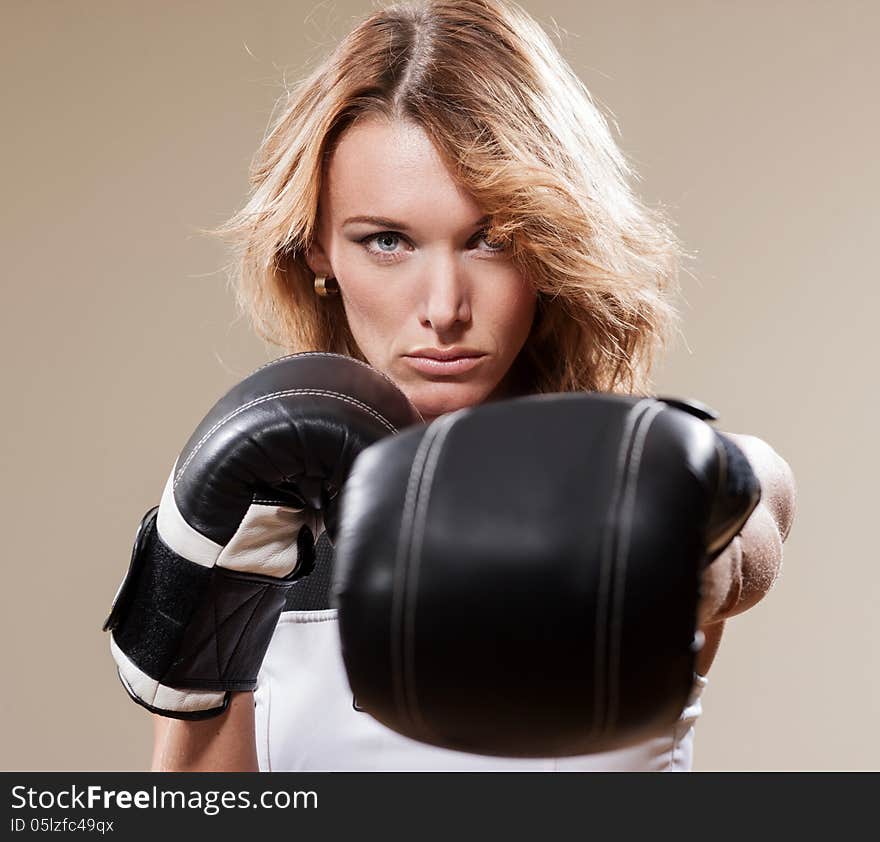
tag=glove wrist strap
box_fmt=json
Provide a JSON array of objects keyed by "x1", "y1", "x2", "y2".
[{"x1": 105, "y1": 508, "x2": 298, "y2": 719}]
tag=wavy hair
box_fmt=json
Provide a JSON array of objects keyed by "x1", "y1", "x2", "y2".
[{"x1": 212, "y1": 0, "x2": 685, "y2": 395}]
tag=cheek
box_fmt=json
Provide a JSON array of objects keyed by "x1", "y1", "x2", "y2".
[
  {"x1": 485, "y1": 277, "x2": 537, "y2": 349},
  {"x1": 339, "y1": 279, "x2": 411, "y2": 351}
]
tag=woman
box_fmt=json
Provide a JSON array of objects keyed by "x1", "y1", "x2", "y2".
[{"x1": 151, "y1": 0, "x2": 796, "y2": 771}]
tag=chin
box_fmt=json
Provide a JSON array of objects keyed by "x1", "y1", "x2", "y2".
[{"x1": 405, "y1": 380, "x2": 494, "y2": 422}]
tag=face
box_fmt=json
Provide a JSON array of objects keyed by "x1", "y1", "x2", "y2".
[{"x1": 306, "y1": 118, "x2": 537, "y2": 423}]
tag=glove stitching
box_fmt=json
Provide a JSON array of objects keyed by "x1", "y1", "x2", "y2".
[
  {"x1": 405, "y1": 411, "x2": 462, "y2": 738},
  {"x1": 594, "y1": 408, "x2": 634, "y2": 736},
  {"x1": 217, "y1": 583, "x2": 273, "y2": 682},
  {"x1": 253, "y1": 351, "x2": 340, "y2": 373},
  {"x1": 197, "y1": 580, "x2": 265, "y2": 683},
  {"x1": 165, "y1": 583, "x2": 268, "y2": 687},
  {"x1": 252, "y1": 352, "x2": 419, "y2": 410},
  {"x1": 594, "y1": 399, "x2": 657, "y2": 739},
  {"x1": 275, "y1": 609, "x2": 337, "y2": 625},
  {"x1": 173, "y1": 389, "x2": 398, "y2": 489},
  {"x1": 606, "y1": 401, "x2": 664, "y2": 736},
  {"x1": 250, "y1": 499, "x2": 306, "y2": 508},
  {"x1": 391, "y1": 421, "x2": 439, "y2": 730}
]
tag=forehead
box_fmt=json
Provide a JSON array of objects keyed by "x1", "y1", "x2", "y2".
[{"x1": 322, "y1": 118, "x2": 482, "y2": 222}]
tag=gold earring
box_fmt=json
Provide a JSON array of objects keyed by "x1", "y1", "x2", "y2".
[{"x1": 314, "y1": 275, "x2": 339, "y2": 297}]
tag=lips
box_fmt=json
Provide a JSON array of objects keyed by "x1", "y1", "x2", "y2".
[
  {"x1": 403, "y1": 350, "x2": 486, "y2": 375},
  {"x1": 407, "y1": 348, "x2": 484, "y2": 361}
]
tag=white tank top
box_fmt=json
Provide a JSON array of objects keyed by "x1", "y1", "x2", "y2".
[{"x1": 254, "y1": 608, "x2": 708, "y2": 772}]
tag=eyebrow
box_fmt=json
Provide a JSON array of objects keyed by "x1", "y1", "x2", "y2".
[{"x1": 342, "y1": 214, "x2": 490, "y2": 231}]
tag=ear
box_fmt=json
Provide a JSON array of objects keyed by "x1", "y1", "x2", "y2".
[{"x1": 304, "y1": 235, "x2": 333, "y2": 278}]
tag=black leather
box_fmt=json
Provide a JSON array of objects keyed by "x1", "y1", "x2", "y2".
[
  {"x1": 105, "y1": 352, "x2": 422, "y2": 719},
  {"x1": 332, "y1": 392, "x2": 760, "y2": 757},
  {"x1": 107, "y1": 508, "x2": 300, "y2": 693},
  {"x1": 172, "y1": 353, "x2": 420, "y2": 545},
  {"x1": 283, "y1": 532, "x2": 336, "y2": 612}
]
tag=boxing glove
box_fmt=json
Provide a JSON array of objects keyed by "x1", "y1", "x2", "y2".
[
  {"x1": 104, "y1": 352, "x2": 421, "y2": 719},
  {"x1": 331, "y1": 392, "x2": 760, "y2": 757}
]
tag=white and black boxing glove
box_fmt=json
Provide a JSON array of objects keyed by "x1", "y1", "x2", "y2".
[
  {"x1": 104, "y1": 352, "x2": 421, "y2": 719},
  {"x1": 331, "y1": 392, "x2": 760, "y2": 757}
]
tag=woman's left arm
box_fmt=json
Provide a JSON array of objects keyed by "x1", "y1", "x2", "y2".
[{"x1": 697, "y1": 432, "x2": 798, "y2": 627}]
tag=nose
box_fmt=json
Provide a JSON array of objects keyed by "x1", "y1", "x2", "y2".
[{"x1": 417, "y1": 254, "x2": 472, "y2": 336}]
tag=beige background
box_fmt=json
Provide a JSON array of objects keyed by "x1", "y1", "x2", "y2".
[{"x1": 2, "y1": 0, "x2": 876, "y2": 771}]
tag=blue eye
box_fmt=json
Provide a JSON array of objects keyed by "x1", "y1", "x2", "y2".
[
  {"x1": 475, "y1": 230, "x2": 506, "y2": 252},
  {"x1": 373, "y1": 233, "x2": 400, "y2": 252},
  {"x1": 360, "y1": 231, "x2": 407, "y2": 258},
  {"x1": 359, "y1": 229, "x2": 505, "y2": 260}
]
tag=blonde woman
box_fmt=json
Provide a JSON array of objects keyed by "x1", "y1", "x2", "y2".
[{"x1": 149, "y1": 0, "x2": 796, "y2": 771}]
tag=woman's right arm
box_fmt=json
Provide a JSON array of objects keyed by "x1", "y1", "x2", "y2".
[{"x1": 151, "y1": 692, "x2": 258, "y2": 772}]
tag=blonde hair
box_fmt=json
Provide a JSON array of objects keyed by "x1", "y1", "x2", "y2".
[{"x1": 213, "y1": 0, "x2": 684, "y2": 395}]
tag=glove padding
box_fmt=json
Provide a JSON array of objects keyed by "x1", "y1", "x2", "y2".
[
  {"x1": 104, "y1": 352, "x2": 421, "y2": 719},
  {"x1": 331, "y1": 392, "x2": 760, "y2": 757}
]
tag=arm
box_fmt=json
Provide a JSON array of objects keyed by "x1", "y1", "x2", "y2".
[
  {"x1": 151, "y1": 692, "x2": 258, "y2": 772},
  {"x1": 697, "y1": 432, "x2": 797, "y2": 628}
]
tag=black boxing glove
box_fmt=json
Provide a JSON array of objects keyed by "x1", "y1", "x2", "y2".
[
  {"x1": 331, "y1": 392, "x2": 760, "y2": 757},
  {"x1": 104, "y1": 352, "x2": 420, "y2": 719}
]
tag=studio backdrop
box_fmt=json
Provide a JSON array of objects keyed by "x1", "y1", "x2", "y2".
[{"x1": 1, "y1": 0, "x2": 876, "y2": 771}]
